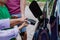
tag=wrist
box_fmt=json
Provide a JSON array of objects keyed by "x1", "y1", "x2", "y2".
[
  {"x1": 21, "y1": 13, "x2": 25, "y2": 17},
  {"x1": 18, "y1": 24, "x2": 24, "y2": 30}
]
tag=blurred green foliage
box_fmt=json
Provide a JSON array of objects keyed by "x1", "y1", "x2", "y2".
[{"x1": 27, "y1": 0, "x2": 46, "y2": 2}]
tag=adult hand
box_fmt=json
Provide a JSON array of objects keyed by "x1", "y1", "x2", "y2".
[{"x1": 20, "y1": 17, "x2": 27, "y2": 22}]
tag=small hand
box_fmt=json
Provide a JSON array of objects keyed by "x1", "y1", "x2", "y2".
[
  {"x1": 22, "y1": 20, "x2": 28, "y2": 26},
  {"x1": 18, "y1": 20, "x2": 28, "y2": 30}
]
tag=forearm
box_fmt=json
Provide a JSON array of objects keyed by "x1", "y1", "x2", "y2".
[
  {"x1": 20, "y1": 0, "x2": 26, "y2": 17},
  {"x1": 18, "y1": 21, "x2": 28, "y2": 30},
  {"x1": 18, "y1": 23, "x2": 25, "y2": 30},
  {"x1": 10, "y1": 18, "x2": 22, "y2": 27}
]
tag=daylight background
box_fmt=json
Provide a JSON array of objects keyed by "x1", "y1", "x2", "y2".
[{"x1": 17, "y1": 0, "x2": 60, "y2": 40}]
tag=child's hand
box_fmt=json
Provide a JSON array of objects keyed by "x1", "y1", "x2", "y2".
[
  {"x1": 18, "y1": 20, "x2": 28, "y2": 30},
  {"x1": 22, "y1": 20, "x2": 28, "y2": 26}
]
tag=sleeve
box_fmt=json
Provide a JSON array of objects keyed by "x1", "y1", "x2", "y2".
[
  {"x1": 0, "y1": 26, "x2": 19, "y2": 39},
  {"x1": 0, "y1": 18, "x2": 10, "y2": 29}
]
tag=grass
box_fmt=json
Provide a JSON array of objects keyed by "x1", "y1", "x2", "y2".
[{"x1": 27, "y1": 0, "x2": 46, "y2": 2}]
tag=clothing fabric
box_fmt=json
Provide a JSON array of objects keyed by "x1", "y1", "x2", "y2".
[
  {"x1": 6, "y1": 0, "x2": 20, "y2": 14},
  {"x1": 0, "y1": 19, "x2": 10, "y2": 29},
  {"x1": 0, "y1": 5, "x2": 11, "y2": 29},
  {"x1": 11, "y1": 13, "x2": 26, "y2": 33},
  {"x1": 0, "y1": 5, "x2": 19, "y2": 40},
  {"x1": 0, "y1": 5, "x2": 11, "y2": 19},
  {"x1": 0, "y1": 25, "x2": 19, "y2": 40}
]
